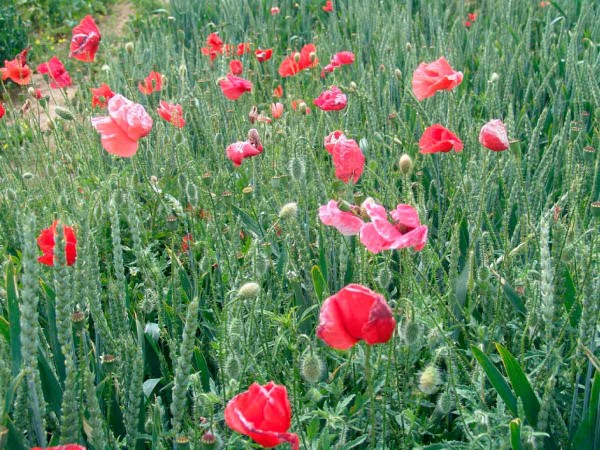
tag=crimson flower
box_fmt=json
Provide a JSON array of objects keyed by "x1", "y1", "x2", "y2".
[
  {"x1": 237, "y1": 42, "x2": 251, "y2": 55},
  {"x1": 318, "y1": 200, "x2": 365, "y2": 235},
  {"x1": 331, "y1": 138, "x2": 364, "y2": 183},
  {"x1": 479, "y1": 119, "x2": 509, "y2": 151},
  {"x1": 314, "y1": 86, "x2": 347, "y2": 111},
  {"x1": 157, "y1": 101, "x2": 185, "y2": 128},
  {"x1": 271, "y1": 102, "x2": 284, "y2": 119},
  {"x1": 321, "y1": 51, "x2": 355, "y2": 77},
  {"x1": 37, "y1": 57, "x2": 72, "y2": 89},
  {"x1": 419, "y1": 124, "x2": 463, "y2": 154},
  {"x1": 201, "y1": 33, "x2": 224, "y2": 61},
  {"x1": 138, "y1": 71, "x2": 163, "y2": 95},
  {"x1": 255, "y1": 48, "x2": 273, "y2": 62},
  {"x1": 91, "y1": 94, "x2": 153, "y2": 157},
  {"x1": 411, "y1": 57, "x2": 463, "y2": 101},
  {"x1": 278, "y1": 43, "x2": 318, "y2": 77},
  {"x1": 322, "y1": 0, "x2": 334, "y2": 12},
  {"x1": 69, "y1": 15, "x2": 101, "y2": 62},
  {"x1": 1, "y1": 48, "x2": 32, "y2": 85},
  {"x1": 219, "y1": 74, "x2": 252, "y2": 100},
  {"x1": 225, "y1": 382, "x2": 300, "y2": 450},
  {"x1": 317, "y1": 284, "x2": 395, "y2": 350},
  {"x1": 359, "y1": 199, "x2": 428, "y2": 253},
  {"x1": 0, "y1": 103, "x2": 5, "y2": 119},
  {"x1": 226, "y1": 129, "x2": 263, "y2": 166},
  {"x1": 324, "y1": 130, "x2": 347, "y2": 154},
  {"x1": 229, "y1": 59, "x2": 243, "y2": 75},
  {"x1": 37, "y1": 221, "x2": 77, "y2": 266},
  {"x1": 91, "y1": 83, "x2": 115, "y2": 108}
]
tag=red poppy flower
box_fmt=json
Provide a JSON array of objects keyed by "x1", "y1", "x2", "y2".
[
  {"x1": 219, "y1": 74, "x2": 253, "y2": 100},
  {"x1": 322, "y1": 0, "x2": 334, "y2": 12},
  {"x1": 479, "y1": 119, "x2": 509, "y2": 151},
  {"x1": 411, "y1": 57, "x2": 463, "y2": 101},
  {"x1": 37, "y1": 221, "x2": 77, "y2": 266},
  {"x1": 331, "y1": 138, "x2": 364, "y2": 183},
  {"x1": 31, "y1": 446, "x2": 86, "y2": 450},
  {"x1": 201, "y1": 33, "x2": 224, "y2": 61},
  {"x1": 464, "y1": 20, "x2": 472, "y2": 27},
  {"x1": 468, "y1": 12, "x2": 478, "y2": 21},
  {"x1": 271, "y1": 6, "x2": 280, "y2": 15},
  {"x1": 1, "y1": 48, "x2": 32, "y2": 86},
  {"x1": 69, "y1": 15, "x2": 101, "y2": 62},
  {"x1": 237, "y1": 42, "x2": 251, "y2": 55},
  {"x1": 318, "y1": 200, "x2": 364, "y2": 235},
  {"x1": 0, "y1": 102, "x2": 5, "y2": 119},
  {"x1": 138, "y1": 71, "x2": 163, "y2": 95},
  {"x1": 419, "y1": 124, "x2": 463, "y2": 154},
  {"x1": 314, "y1": 86, "x2": 347, "y2": 111},
  {"x1": 225, "y1": 382, "x2": 300, "y2": 450},
  {"x1": 273, "y1": 85, "x2": 283, "y2": 98},
  {"x1": 324, "y1": 130, "x2": 346, "y2": 154},
  {"x1": 37, "y1": 57, "x2": 72, "y2": 89},
  {"x1": 278, "y1": 43, "x2": 318, "y2": 77},
  {"x1": 182, "y1": 233, "x2": 194, "y2": 252},
  {"x1": 255, "y1": 48, "x2": 273, "y2": 62},
  {"x1": 226, "y1": 139, "x2": 262, "y2": 166},
  {"x1": 91, "y1": 83, "x2": 115, "y2": 108},
  {"x1": 271, "y1": 102, "x2": 284, "y2": 119},
  {"x1": 359, "y1": 199, "x2": 428, "y2": 253},
  {"x1": 321, "y1": 51, "x2": 355, "y2": 77},
  {"x1": 157, "y1": 100, "x2": 185, "y2": 128},
  {"x1": 91, "y1": 94, "x2": 153, "y2": 157},
  {"x1": 33, "y1": 88, "x2": 42, "y2": 100},
  {"x1": 317, "y1": 284, "x2": 395, "y2": 350},
  {"x1": 229, "y1": 59, "x2": 243, "y2": 75}
]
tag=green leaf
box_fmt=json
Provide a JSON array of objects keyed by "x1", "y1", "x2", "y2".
[
  {"x1": 573, "y1": 372, "x2": 599, "y2": 449},
  {"x1": 496, "y1": 343, "x2": 540, "y2": 426},
  {"x1": 471, "y1": 345, "x2": 518, "y2": 416},
  {"x1": 497, "y1": 274, "x2": 527, "y2": 315},
  {"x1": 37, "y1": 344, "x2": 63, "y2": 417},
  {"x1": 2, "y1": 370, "x2": 25, "y2": 421},
  {"x1": 562, "y1": 269, "x2": 580, "y2": 327},
  {"x1": 311, "y1": 265, "x2": 327, "y2": 302},
  {"x1": 510, "y1": 418, "x2": 524, "y2": 450},
  {"x1": 193, "y1": 347, "x2": 210, "y2": 391},
  {"x1": 5, "y1": 259, "x2": 22, "y2": 377},
  {"x1": 142, "y1": 378, "x2": 162, "y2": 398}
]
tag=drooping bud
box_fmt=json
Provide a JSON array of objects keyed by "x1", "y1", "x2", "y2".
[
  {"x1": 55, "y1": 106, "x2": 75, "y2": 121},
  {"x1": 301, "y1": 351, "x2": 323, "y2": 384},
  {"x1": 399, "y1": 154, "x2": 412, "y2": 175}
]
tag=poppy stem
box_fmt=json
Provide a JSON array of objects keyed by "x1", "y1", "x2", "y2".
[{"x1": 365, "y1": 344, "x2": 376, "y2": 449}]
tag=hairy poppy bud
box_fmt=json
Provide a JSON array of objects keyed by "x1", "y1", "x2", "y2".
[
  {"x1": 55, "y1": 106, "x2": 74, "y2": 121},
  {"x1": 437, "y1": 392, "x2": 453, "y2": 414},
  {"x1": 125, "y1": 42, "x2": 134, "y2": 53},
  {"x1": 489, "y1": 72, "x2": 499, "y2": 83},
  {"x1": 405, "y1": 42, "x2": 412, "y2": 51},
  {"x1": 279, "y1": 202, "x2": 298, "y2": 220},
  {"x1": 176, "y1": 29, "x2": 185, "y2": 42},
  {"x1": 301, "y1": 351, "x2": 323, "y2": 383},
  {"x1": 288, "y1": 155, "x2": 306, "y2": 181},
  {"x1": 395, "y1": 68, "x2": 402, "y2": 80},
  {"x1": 418, "y1": 365, "x2": 441, "y2": 395},
  {"x1": 238, "y1": 282, "x2": 260, "y2": 299},
  {"x1": 399, "y1": 154, "x2": 412, "y2": 175},
  {"x1": 403, "y1": 320, "x2": 420, "y2": 345}
]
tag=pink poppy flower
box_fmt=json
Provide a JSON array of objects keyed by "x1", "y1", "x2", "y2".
[
  {"x1": 321, "y1": 51, "x2": 355, "y2": 77},
  {"x1": 271, "y1": 6, "x2": 280, "y2": 15},
  {"x1": 411, "y1": 57, "x2": 463, "y2": 101},
  {"x1": 271, "y1": 102, "x2": 284, "y2": 119},
  {"x1": 219, "y1": 74, "x2": 253, "y2": 100},
  {"x1": 138, "y1": 71, "x2": 163, "y2": 95},
  {"x1": 91, "y1": 94, "x2": 153, "y2": 157},
  {"x1": 69, "y1": 15, "x2": 101, "y2": 62},
  {"x1": 318, "y1": 200, "x2": 364, "y2": 235},
  {"x1": 226, "y1": 129, "x2": 263, "y2": 166},
  {"x1": 317, "y1": 284, "x2": 396, "y2": 350},
  {"x1": 419, "y1": 124, "x2": 463, "y2": 154},
  {"x1": 157, "y1": 100, "x2": 185, "y2": 128},
  {"x1": 255, "y1": 48, "x2": 273, "y2": 62},
  {"x1": 37, "y1": 56, "x2": 72, "y2": 89},
  {"x1": 331, "y1": 138, "x2": 364, "y2": 183},
  {"x1": 229, "y1": 59, "x2": 243, "y2": 75},
  {"x1": 359, "y1": 200, "x2": 428, "y2": 253},
  {"x1": 324, "y1": 130, "x2": 347, "y2": 154},
  {"x1": 479, "y1": 119, "x2": 509, "y2": 151},
  {"x1": 314, "y1": 86, "x2": 347, "y2": 111}
]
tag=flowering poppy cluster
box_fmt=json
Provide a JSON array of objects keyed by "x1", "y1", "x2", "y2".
[
  {"x1": 464, "y1": 12, "x2": 478, "y2": 27},
  {"x1": 278, "y1": 43, "x2": 319, "y2": 77},
  {"x1": 319, "y1": 198, "x2": 428, "y2": 253},
  {"x1": 321, "y1": 50, "x2": 354, "y2": 77},
  {"x1": 201, "y1": 32, "x2": 251, "y2": 62}
]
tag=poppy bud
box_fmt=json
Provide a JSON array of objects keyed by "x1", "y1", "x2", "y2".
[
  {"x1": 399, "y1": 154, "x2": 412, "y2": 175},
  {"x1": 583, "y1": 146, "x2": 596, "y2": 163},
  {"x1": 437, "y1": 392, "x2": 453, "y2": 415},
  {"x1": 395, "y1": 68, "x2": 402, "y2": 80},
  {"x1": 200, "y1": 431, "x2": 219, "y2": 449},
  {"x1": 248, "y1": 106, "x2": 258, "y2": 123},
  {"x1": 178, "y1": 64, "x2": 187, "y2": 79},
  {"x1": 300, "y1": 351, "x2": 323, "y2": 383},
  {"x1": 176, "y1": 29, "x2": 185, "y2": 42},
  {"x1": 337, "y1": 200, "x2": 352, "y2": 212},
  {"x1": 418, "y1": 365, "x2": 441, "y2": 395},
  {"x1": 27, "y1": 87, "x2": 36, "y2": 97},
  {"x1": 405, "y1": 42, "x2": 412, "y2": 51},
  {"x1": 46, "y1": 118, "x2": 56, "y2": 130},
  {"x1": 403, "y1": 320, "x2": 420, "y2": 345},
  {"x1": 55, "y1": 106, "x2": 74, "y2": 121},
  {"x1": 247, "y1": 128, "x2": 261, "y2": 149},
  {"x1": 489, "y1": 72, "x2": 500, "y2": 83},
  {"x1": 22, "y1": 172, "x2": 34, "y2": 180},
  {"x1": 166, "y1": 214, "x2": 178, "y2": 230},
  {"x1": 238, "y1": 282, "x2": 260, "y2": 299},
  {"x1": 288, "y1": 155, "x2": 306, "y2": 181},
  {"x1": 125, "y1": 42, "x2": 134, "y2": 53},
  {"x1": 71, "y1": 311, "x2": 86, "y2": 331},
  {"x1": 279, "y1": 202, "x2": 298, "y2": 220}
]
